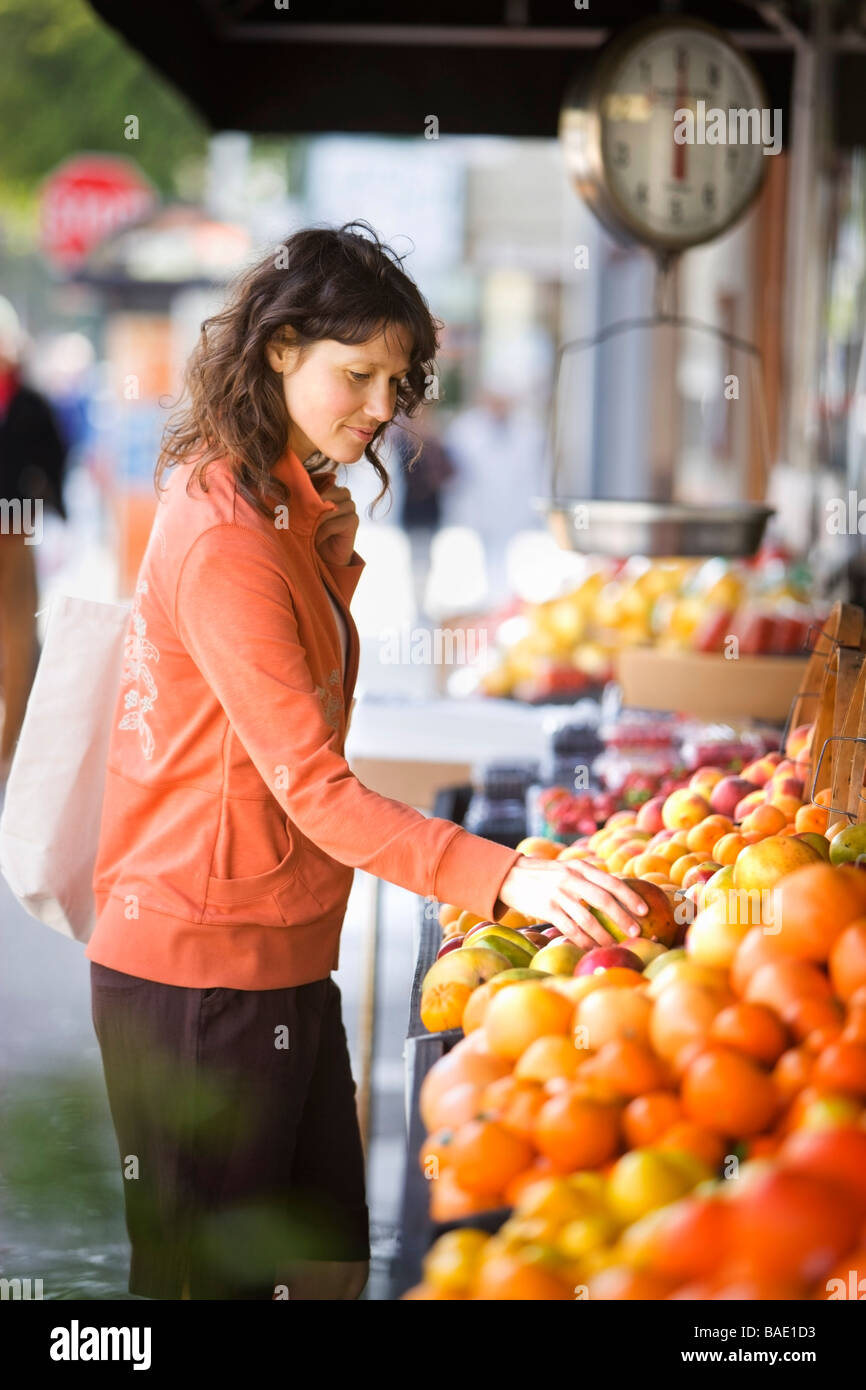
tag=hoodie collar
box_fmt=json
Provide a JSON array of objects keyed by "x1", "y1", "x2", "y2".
[{"x1": 269, "y1": 445, "x2": 337, "y2": 535}]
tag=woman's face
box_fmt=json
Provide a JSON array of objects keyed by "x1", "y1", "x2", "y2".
[{"x1": 268, "y1": 325, "x2": 412, "y2": 465}]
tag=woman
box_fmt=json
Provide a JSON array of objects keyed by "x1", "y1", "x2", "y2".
[{"x1": 85, "y1": 221, "x2": 649, "y2": 1302}]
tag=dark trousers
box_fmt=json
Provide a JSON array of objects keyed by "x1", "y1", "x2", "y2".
[{"x1": 90, "y1": 964, "x2": 370, "y2": 1299}]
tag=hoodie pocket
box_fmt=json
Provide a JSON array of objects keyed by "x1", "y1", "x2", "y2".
[
  {"x1": 272, "y1": 836, "x2": 355, "y2": 927},
  {"x1": 202, "y1": 839, "x2": 303, "y2": 928}
]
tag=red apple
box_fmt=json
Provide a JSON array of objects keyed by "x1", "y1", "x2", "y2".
[
  {"x1": 681, "y1": 861, "x2": 722, "y2": 892},
  {"x1": 636, "y1": 795, "x2": 666, "y2": 834},
  {"x1": 463, "y1": 920, "x2": 496, "y2": 940},
  {"x1": 710, "y1": 776, "x2": 760, "y2": 818},
  {"x1": 436, "y1": 934, "x2": 465, "y2": 958},
  {"x1": 574, "y1": 946, "x2": 645, "y2": 976}
]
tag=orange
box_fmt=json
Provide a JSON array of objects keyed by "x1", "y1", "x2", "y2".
[
  {"x1": 482, "y1": 981, "x2": 574, "y2": 1059},
  {"x1": 480, "y1": 1074, "x2": 546, "y2": 1142},
  {"x1": 580, "y1": 1037, "x2": 671, "y2": 1099},
  {"x1": 681, "y1": 1045, "x2": 780, "y2": 1136},
  {"x1": 419, "y1": 1042, "x2": 511, "y2": 1131},
  {"x1": 657, "y1": 1121, "x2": 726, "y2": 1169},
  {"x1": 814, "y1": 787, "x2": 835, "y2": 807},
  {"x1": 767, "y1": 863, "x2": 866, "y2": 962},
  {"x1": 473, "y1": 1248, "x2": 573, "y2": 1300},
  {"x1": 448, "y1": 1118, "x2": 535, "y2": 1198},
  {"x1": 712, "y1": 832, "x2": 750, "y2": 866},
  {"x1": 421, "y1": 980, "x2": 474, "y2": 1032},
  {"x1": 785, "y1": 995, "x2": 844, "y2": 1049},
  {"x1": 741, "y1": 803, "x2": 788, "y2": 836},
  {"x1": 575, "y1": 985, "x2": 652, "y2": 1050},
  {"x1": 428, "y1": 1167, "x2": 495, "y2": 1222},
  {"x1": 401, "y1": 1282, "x2": 465, "y2": 1300},
  {"x1": 779, "y1": 1125, "x2": 866, "y2": 1217},
  {"x1": 534, "y1": 1086, "x2": 621, "y2": 1171},
  {"x1": 649, "y1": 977, "x2": 730, "y2": 1074},
  {"x1": 585, "y1": 1266, "x2": 679, "y2": 1300},
  {"x1": 514, "y1": 1035, "x2": 582, "y2": 1084},
  {"x1": 425, "y1": 1080, "x2": 487, "y2": 1132},
  {"x1": 728, "y1": 1168, "x2": 857, "y2": 1283},
  {"x1": 795, "y1": 802, "x2": 829, "y2": 835},
  {"x1": 766, "y1": 794, "x2": 804, "y2": 822},
  {"x1": 622, "y1": 1195, "x2": 730, "y2": 1281},
  {"x1": 622, "y1": 1091, "x2": 683, "y2": 1148},
  {"x1": 709, "y1": 1001, "x2": 789, "y2": 1066},
  {"x1": 730, "y1": 926, "x2": 790, "y2": 996},
  {"x1": 811, "y1": 1040, "x2": 866, "y2": 1098},
  {"x1": 815, "y1": 1247, "x2": 866, "y2": 1299},
  {"x1": 502, "y1": 1157, "x2": 557, "y2": 1206},
  {"x1": 686, "y1": 814, "x2": 735, "y2": 856},
  {"x1": 419, "y1": 1127, "x2": 456, "y2": 1176},
  {"x1": 772, "y1": 1045, "x2": 814, "y2": 1100},
  {"x1": 744, "y1": 957, "x2": 834, "y2": 1025},
  {"x1": 830, "y1": 919, "x2": 866, "y2": 1000}
]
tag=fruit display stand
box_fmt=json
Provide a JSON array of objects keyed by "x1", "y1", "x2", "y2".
[{"x1": 615, "y1": 647, "x2": 810, "y2": 722}]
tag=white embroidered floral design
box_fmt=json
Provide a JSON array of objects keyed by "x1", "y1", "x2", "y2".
[
  {"x1": 118, "y1": 578, "x2": 160, "y2": 760},
  {"x1": 315, "y1": 667, "x2": 342, "y2": 730}
]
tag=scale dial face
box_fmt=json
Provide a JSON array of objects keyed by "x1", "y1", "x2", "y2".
[{"x1": 562, "y1": 17, "x2": 771, "y2": 252}]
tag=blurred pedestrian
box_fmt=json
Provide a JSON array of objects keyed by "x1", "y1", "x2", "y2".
[
  {"x1": 392, "y1": 415, "x2": 456, "y2": 614},
  {"x1": 0, "y1": 297, "x2": 68, "y2": 782}
]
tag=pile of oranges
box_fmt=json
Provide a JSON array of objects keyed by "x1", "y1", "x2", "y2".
[{"x1": 407, "y1": 851, "x2": 866, "y2": 1299}]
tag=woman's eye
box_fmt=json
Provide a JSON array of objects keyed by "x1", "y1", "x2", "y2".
[{"x1": 349, "y1": 371, "x2": 369, "y2": 382}]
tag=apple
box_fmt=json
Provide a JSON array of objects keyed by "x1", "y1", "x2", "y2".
[
  {"x1": 829, "y1": 823, "x2": 866, "y2": 866},
  {"x1": 436, "y1": 934, "x2": 465, "y2": 959},
  {"x1": 463, "y1": 919, "x2": 497, "y2": 940},
  {"x1": 575, "y1": 946, "x2": 645, "y2": 976},
  {"x1": 710, "y1": 776, "x2": 760, "y2": 819},
  {"x1": 636, "y1": 794, "x2": 666, "y2": 834},
  {"x1": 530, "y1": 940, "x2": 586, "y2": 975},
  {"x1": 627, "y1": 938, "x2": 668, "y2": 967}
]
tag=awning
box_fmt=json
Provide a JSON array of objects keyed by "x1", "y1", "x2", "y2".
[{"x1": 83, "y1": 1, "x2": 850, "y2": 143}]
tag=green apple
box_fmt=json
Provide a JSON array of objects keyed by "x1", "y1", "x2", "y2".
[
  {"x1": 529, "y1": 940, "x2": 585, "y2": 976},
  {"x1": 627, "y1": 939, "x2": 667, "y2": 967},
  {"x1": 643, "y1": 946, "x2": 687, "y2": 981}
]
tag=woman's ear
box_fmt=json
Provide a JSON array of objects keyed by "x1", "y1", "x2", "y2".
[{"x1": 265, "y1": 339, "x2": 290, "y2": 374}]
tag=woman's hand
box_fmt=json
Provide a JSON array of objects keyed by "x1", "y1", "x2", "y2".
[
  {"x1": 315, "y1": 480, "x2": 359, "y2": 567},
  {"x1": 495, "y1": 855, "x2": 649, "y2": 951}
]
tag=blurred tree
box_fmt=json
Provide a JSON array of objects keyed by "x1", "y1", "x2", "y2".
[{"x1": 0, "y1": 0, "x2": 208, "y2": 205}]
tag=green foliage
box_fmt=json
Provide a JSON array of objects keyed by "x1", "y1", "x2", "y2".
[{"x1": 0, "y1": 0, "x2": 208, "y2": 203}]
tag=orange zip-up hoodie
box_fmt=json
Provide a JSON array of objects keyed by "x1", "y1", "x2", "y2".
[{"x1": 85, "y1": 445, "x2": 523, "y2": 989}]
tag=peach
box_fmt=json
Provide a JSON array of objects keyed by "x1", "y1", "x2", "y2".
[
  {"x1": 767, "y1": 794, "x2": 805, "y2": 822},
  {"x1": 734, "y1": 790, "x2": 767, "y2": 821},
  {"x1": 681, "y1": 861, "x2": 722, "y2": 893},
  {"x1": 656, "y1": 840, "x2": 691, "y2": 866},
  {"x1": 785, "y1": 722, "x2": 813, "y2": 758},
  {"x1": 768, "y1": 775, "x2": 805, "y2": 800},
  {"x1": 669, "y1": 830, "x2": 691, "y2": 847},
  {"x1": 741, "y1": 803, "x2": 788, "y2": 837},
  {"x1": 640, "y1": 871, "x2": 672, "y2": 886},
  {"x1": 686, "y1": 814, "x2": 735, "y2": 856},
  {"x1": 515, "y1": 836, "x2": 563, "y2": 859},
  {"x1": 710, "y1": 777, "x2": 760, "y2": 819},
  {"x1": 741, "y1": 758, "x2": 775, "y2": 788},
  {"x1": 648, "y1": 829, "x2": 677, "y2": 849},
  {"x1": 607, "y1": 839, "x2": 655, "y2": 873},
  {"x1": 662, "y1": 789, "x2": 712, "y2": 832},
  {"x1": 689, "y1": 766, "x2": 726, "y2": 794},
  {"x1": 712, "y1": 832, "x2": 750, "y2": 866},
  {"x1": 605, "y1": 811, "x2": 638, "y2": 830},
  {"x1": 631, "y1": 852, "x2": 677, "y2": 878},
  {"x1": 794, "y1": 803, "x2": 829, "y2": 836},
  {"x1": 636, "y1": 795, "x2": 667, "y2": 834},
  {"x1": 763, "y1": 752, "x2": 784, "y2": 766},
  {"x1": 669, "y1": 852, "x2": 706, "y2": 887}
]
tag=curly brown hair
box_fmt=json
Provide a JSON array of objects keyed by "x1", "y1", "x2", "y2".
[{"x1": 154, "y1": 220, "x2": 442, "y2": 521}]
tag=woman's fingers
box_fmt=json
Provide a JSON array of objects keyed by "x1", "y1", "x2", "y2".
[
  {"x1": 566, "y1": 862, "x2": 649, "y2": 918},
  {"x1": 545, "y1": 899, "x2": 609, "y2": 951},
  {"x1": 558, "y1": 872, "x2": 646, "y2": 940}
]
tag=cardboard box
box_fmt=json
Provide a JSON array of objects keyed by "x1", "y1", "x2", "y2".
[{"x1": 615, "y1": 648, "x2": 809, "y2": 722}]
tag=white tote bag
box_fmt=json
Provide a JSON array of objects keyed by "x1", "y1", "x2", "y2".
[{"x1": 0, "y1": 593, "x2": 131, "y2": 942}]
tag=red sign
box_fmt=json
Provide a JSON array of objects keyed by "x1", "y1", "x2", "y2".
[{"x1": 40, "y1": 154, "x2": 157, "y2": 270}]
